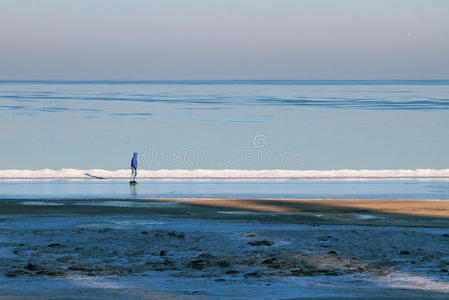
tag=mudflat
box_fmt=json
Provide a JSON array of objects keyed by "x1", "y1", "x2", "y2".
[{"x1": 1, "y1": 198, "x2": 449, "y2": 299}]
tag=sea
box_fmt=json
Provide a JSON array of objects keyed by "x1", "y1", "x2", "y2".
[{"x1": 1, "y1": 80, "x2": 449, "y2": 200}]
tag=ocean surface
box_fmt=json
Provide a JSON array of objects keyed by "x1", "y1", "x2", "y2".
[{"x1": 1, "y1": 80, "x2": 449, "y2": 199}]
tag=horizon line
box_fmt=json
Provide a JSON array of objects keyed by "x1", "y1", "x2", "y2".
[{"x1": 1, "y1": 79, "x2": 449, "y2": 83}]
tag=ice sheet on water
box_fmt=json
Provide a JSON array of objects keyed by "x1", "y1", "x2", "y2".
[
  {"x1": 2, "y1": 168, "x2": 449, "y2": 180},
  {"x1": 78, "y1": 219, "x2": 166, "y2": 230},
  {"x1": 72, "y1": 200, "x2": 180, "y2": 208},
  {"x1": 370, "y1": 271, "x2": 449, "y2": 292},
  {"x1": 21, "y1": 201, "x2": 63, "y2": 206}
]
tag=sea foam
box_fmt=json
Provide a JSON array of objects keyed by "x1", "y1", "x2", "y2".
[{"x1": 1, "y1": 168, "x2": 449, "y2": 180}]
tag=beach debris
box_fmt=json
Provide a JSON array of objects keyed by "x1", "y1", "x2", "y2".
[
  {"x1": 245, "y1": 233, "x2": 257, "y2": 238},
  {"x1": 248, "y1": 240, "x2": 274, "y2": 246},
  {"x1": 215, "y1": 278, "x2": 226, "y2": 282},
  {"x1": 318, "y1": 235, "x2": 332, "y2": 241},
  {"x1": 290, "y1": 268, "x2": 339, "y2": 277},
  {"x1": 6, "y1": 270, "x2": 32, "y2": 277},
  {"x1": 45, "y1": 270, "x2": 66, "y2": 277},
  {"x1": 262, "y1": 258, "x2": 278, "y2": 264},
  {"x1": 187, "y1": 259, "x2": 206, "y2": 270},
  {"x1": 197, "y1": 253, "x2": 215, "y2": 259},
  {"x1": 318, "y1": 235, "x2": 338, "y2": 242},
  {"x1": 68, "y1": 266, "x2": 88, "y2": 271},
  {"x1": 56, "y1": 256, "x2": 74, "y2": 263},
  {"x1": 244, "y1": 271, "x2": 262, "y2": 278},
  {"x1": 167, "y1": 231, "x2": 185, "y2": 239},
  {"x1": 217, "y1": 260, "x2": 231, "y2": 267},
  {"x1": 26, "y1": 263, "x2": 39, "y2": 271}
]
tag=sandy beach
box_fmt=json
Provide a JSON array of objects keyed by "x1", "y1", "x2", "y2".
[{"x1": 1, "y1": 197, "x2": 449, "y2": 299}]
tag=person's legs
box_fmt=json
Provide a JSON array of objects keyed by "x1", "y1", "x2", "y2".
[
  {"x1": 130, "y1": 167, "x2": 135, "y2": 182},
  {"x1": 132, "y1": 167, "x2": 137, "y2": 182}
]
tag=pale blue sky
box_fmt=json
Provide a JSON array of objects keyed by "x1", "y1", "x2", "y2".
[{"x1": 1, "y1": 0, "x2": 449, "y2": 79}]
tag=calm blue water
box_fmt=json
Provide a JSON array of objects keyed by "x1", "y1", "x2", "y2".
[{"x1": 1, "y1": 80, "x2": 449, "y2": 170}]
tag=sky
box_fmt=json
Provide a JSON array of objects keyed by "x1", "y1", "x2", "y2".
[{"x1": 1, "y1": 0, "x2": 449, "y2": 80}]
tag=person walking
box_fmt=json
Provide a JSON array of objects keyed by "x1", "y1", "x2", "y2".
[{"x1": 130, "y1": 152, "x2": 138, "y2": 184}]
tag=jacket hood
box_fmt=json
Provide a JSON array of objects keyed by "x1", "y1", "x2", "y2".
[{"x1": 133, "y1": 152, "x2": 138, "y2": 157}]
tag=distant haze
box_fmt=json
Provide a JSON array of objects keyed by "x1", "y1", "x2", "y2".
[{"x1": 1, "y1": 0, "x2": 449, "y2": 80}]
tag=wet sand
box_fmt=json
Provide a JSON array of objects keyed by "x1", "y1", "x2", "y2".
[
  {"x1": 2, "y1": 197, "x2": 449, "y2": 227},
  {"x1": 1, "y1": 198, "x2": 449, "y2": 299},
  {"x1": 147, "y1": 198, "x2": 449, "y2": 226},
  {"x1": 161, "y1": 198, "x2": 449, "y2": 217}
]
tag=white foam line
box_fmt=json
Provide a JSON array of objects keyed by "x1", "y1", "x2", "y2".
[
  {"x1": 21, "y1": 201, "x2": 63, "y2": 206},
  {"x1": 1, "y1": 168, "x2": 449, "y2": 180}
]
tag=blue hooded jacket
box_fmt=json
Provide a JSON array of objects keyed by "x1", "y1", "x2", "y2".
[{"x1": 131, "y1": 152, "x2": 138, "y2": 169}]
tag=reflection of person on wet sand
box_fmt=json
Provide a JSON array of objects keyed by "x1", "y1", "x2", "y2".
[{"x1": 129, "y1": 183, "x2": 137, "y2": 196}]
